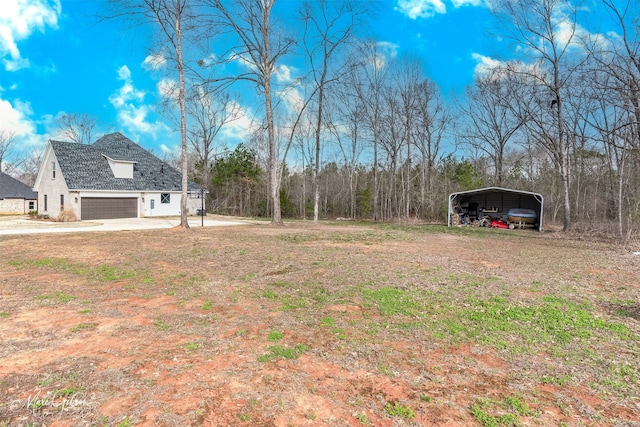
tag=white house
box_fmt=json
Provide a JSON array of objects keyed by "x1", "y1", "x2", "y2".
[{"x1": 33, "y1": 132, "x2": 204, "y2": 221}]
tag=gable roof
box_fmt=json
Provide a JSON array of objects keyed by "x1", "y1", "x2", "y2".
[
  {"x1": 448, "y1": 186, "x2": 544, "y2": 199},
  {"x1": 0, "y1": 172, "x2": 37, "y2": 200},
  {"x1": 50, "y1": 132, "x2": 202, "y2": 192}
]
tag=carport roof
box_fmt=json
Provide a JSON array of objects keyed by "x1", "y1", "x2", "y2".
[{"x1": 449, "y1": 186, "x2": 543, "y2": 198}]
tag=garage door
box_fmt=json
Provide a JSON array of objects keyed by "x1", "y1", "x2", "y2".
[{"x1": 81, "y1": 197, "x2": 137, "y2": 220}]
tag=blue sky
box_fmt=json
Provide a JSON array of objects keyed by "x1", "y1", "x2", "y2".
[{"x1": 0, "y1": 0, "x2": 612, "y2": 167}]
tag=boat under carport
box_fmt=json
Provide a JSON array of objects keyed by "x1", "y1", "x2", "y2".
[{"x1": 448, "y1": 187, "x2": 544, "y2": 231}]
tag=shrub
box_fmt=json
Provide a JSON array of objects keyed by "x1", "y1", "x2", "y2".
[{"x1": 57, "y1": 209, "x2": 78, "y2": 222}]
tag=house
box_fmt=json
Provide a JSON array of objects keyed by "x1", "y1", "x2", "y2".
[
  {"x1": 0, "y1": 172, "x2": 37, "y2": 214},
  {"x1": 448, "y1": 186, "x2": 544, "y2": 231},
  {"x1": 33, "y1": 132, "x2": 205, "y2": 221}
]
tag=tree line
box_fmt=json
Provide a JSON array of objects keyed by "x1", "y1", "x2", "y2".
[{"x1": 3, "y1": 0, "x2": 639, "y2": 236}]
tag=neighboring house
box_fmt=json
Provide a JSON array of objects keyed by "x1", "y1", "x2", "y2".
[
  {"x1": 0, "y1": 172, "x2": 37, "y2": 214},
  {"x1": 33, "y1": 132, "x2": 205, "y2": 221}
]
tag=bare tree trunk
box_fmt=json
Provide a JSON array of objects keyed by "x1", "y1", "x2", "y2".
[
  {"x1": 265, "y1": 80, "x2": 282, "y2": 224},
  {"x1": 494, "y1": 0, "x2": 581, "y2": 231},
  {"x1": 175, "y1": 5, "x2": 190, "y2": 230},
  {"x1": 208, "y1": 0, "x2": 294, "y2": 225},
  {"x1": 106, "y1": 0, "x2": 193, "y2": 229},
  {"x1": 313, "y1": 86, "x2": 323, "y2": 222}
]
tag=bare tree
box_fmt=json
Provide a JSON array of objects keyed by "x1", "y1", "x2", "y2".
[
  {"x1": 413, "y1": 79, "x2": 450, "y2": 219},
  {"x1": 186, "y1": 87, "x2": 242, "y2": 190},
  {"x1": 107, "y1": 0, "x2": 193, "y2": 230},
  {"x1": 327, "y1": 68, "x2": 367, "y2": 219},
  {"x1": 378, "y1": 84, "x2": 404, "y2": 219},
  {"x1": 55, "y1": 113, "x2": 96, "y2": 144},
  {"x1": 599, "y1": 0, "x2": 640, "y2": 146},
  {"x1": 205, "y1": 0, "x2": 295, "y2": 225},
  {"x1": 458, "y1": 68, "x2": 525, "y2": 186},
  {"x1": 494, "y1": 0, "x2": 585, "y2": 231},
  {"x1": 355, "y1": 41, "x2": 390, "y2": 220},
  {"x1": 590, "y1": 89, "x2": 629, "y2": 235},
  {"x1": 0, "y1": 129, "x2": 15, "y2": 172},
  {"x1": 300, "y1": 0, "x2": 364, "y2": 222},
  {"x1": 396, "y1": 56, "x2": 422, "y2": 218},
  {"x1": 578, "y1": 0, "x2": 640, "y2": 236},
  {"x1": 19, "y1": 150, "x2": 45, "y2": 186}
]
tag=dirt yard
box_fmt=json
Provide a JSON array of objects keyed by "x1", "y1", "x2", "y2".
[{"x1": 0, "y1": 222, "x2": 638, "y2": 426}]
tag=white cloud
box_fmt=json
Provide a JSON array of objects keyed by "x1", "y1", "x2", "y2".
[
  {"x1": 471, "y1": 52, "x2": 503, "y2": 76},
  {"x1": 0, "y1": 97, "x2": 47, "y2": 158},
  {"x1": 276, "y1": 85, "x2": 304, "y2": 117},
  {"x1": 108, "y1": 65, "x2": 171, "y2": 139},
  {"x1": 3, "y1": 56, "x2": 30, "y2": 71},
  {"x1": 275, "y1": 64, "x2": 296, "y2": 84},
  {"x1": 472, "y1": 53, "x2": 547, "y2": 83},
  {"x1": 554, "y1": 18, "x2": 590, "y2": 52},
  {"x1": 142, "y1": 52, "x2": 167, "y2": 71},
  {"x1": 157, "y1": 77, "x2": 178, "y2": 98},
  {"x1": 451, "y1": 0, "x2": 483, "y2": 6},
  {"x1": 0, "y1": 98, "x2": 34, "y2": 135},
  {"x1": 369, "y1": 41, "x2": 399, "y2": 71},
  {"x1": 396, "y1": 0, "x2": 487, "y2": 18},
  {"x1": 230, "y1": 51, "x2": 257, "y2": 73},
  {"x1": 395, "y1": 0, "x2": 446, "y2": 19},
  {"x1": 0, "y1": 0, "x2": 62, "y2": 71},
  {"x1": 199, "y1": 53, "x2": 217, "y2": 67},
  {"x1": 109, "y1": 65, "x2": 146, "y2": 108},
  {"x1": 219, "y1": 102, "x2": 256, "y2": 144}
]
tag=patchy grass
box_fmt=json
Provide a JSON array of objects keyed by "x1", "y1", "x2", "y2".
[
  {"x1": 34, "y1": 291, "x2": 78, "y2": 304},
  {"x1": 11, "y1": 257, "x2": 139, "y2": 283},
  {"x1": 384, "y1": 402, "x2": 415, "y2": 420},
  {"x1": 471, "y1": 395, "x2": 534, "y2": 426},
  {"x1": 0, "y1": 222, "x2": 638, "y2": 426},
  {"x1": 70, "y1": 322, "x2": 97, "y2": 333},
  {"x1": 257, "y1": 344, "x2": 309, "y2": 362}
]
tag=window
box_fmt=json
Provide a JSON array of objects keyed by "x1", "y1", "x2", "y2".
[
  {"x1": 60, "y1": 195, "x2": 64, "y2": 211},
  {"x1": 160, "y1": 193, "x2": 170, "y2": 204},
  {"x1": 52, "y1": 162, "x2": 56, "y2": 179},
  {"x1": 28, "y1": 201, "x2": 35, "y2": 211},
  {"x1": 44, "y1": 195, "x2": 48, "y2": 211}
]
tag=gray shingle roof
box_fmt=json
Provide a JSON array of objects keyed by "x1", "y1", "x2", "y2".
[
  {"x1": 0, "y1": 172, "x2": 36, "y2": 199},
  {"x1": 51, "y1": 132, "x2": 202, "y2": 192}
]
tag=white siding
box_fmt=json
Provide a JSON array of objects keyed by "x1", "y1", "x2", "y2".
[
  {"x1": 142, "y1": 192, "x2": 180, "y2": 217},
  {"x1": 34, "y1": 147, "x2": 73, "y2": 219},
  {"x1": 141, "y1": 192, "x2": 203, "y2": 217},
  {"x1": 105, "y1": 156, "x2": 134, "y2": 179}
]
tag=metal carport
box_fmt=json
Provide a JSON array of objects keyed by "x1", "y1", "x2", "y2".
[{"x1": 448, "y1": 187, "x2": 544, "y2": 231}]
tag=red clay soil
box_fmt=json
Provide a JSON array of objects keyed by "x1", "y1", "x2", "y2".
[{"x1": 0, "y1": 223, "x2": 638, "y2": 426}]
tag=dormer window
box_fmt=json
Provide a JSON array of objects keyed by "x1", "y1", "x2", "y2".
[{"x1": 103, "y1": 155, "x2": 135, "y2": 179}]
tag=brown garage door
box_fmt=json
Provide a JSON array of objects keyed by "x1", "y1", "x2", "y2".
[{"x1": 81, "y1": 197, "x2": 137, "y2": 220}]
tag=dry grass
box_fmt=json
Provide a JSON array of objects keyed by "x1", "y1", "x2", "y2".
[
  {"x1": 56, "y1": 209, "x2": 79, "y2": 222},
  {"x1": 0, "y1": 222, "x2": 638, "y2": 426}
]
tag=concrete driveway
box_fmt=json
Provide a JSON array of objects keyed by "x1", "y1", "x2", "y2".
[{"x1": 0, "y1": 215, "x2": 250, "y2": 235}]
